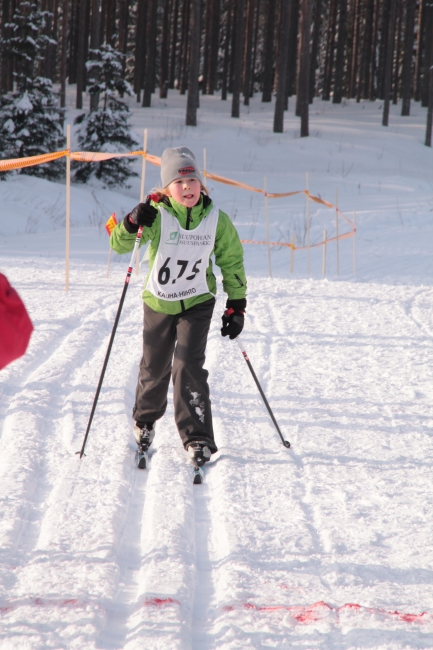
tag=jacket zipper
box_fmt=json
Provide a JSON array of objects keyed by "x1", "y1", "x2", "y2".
[
  {"x1": 181, "y1": 208, "x2": 192, "y2": 311},
  {"x1": 186, "y1": 207, "x2": 192, "y2": 230}
]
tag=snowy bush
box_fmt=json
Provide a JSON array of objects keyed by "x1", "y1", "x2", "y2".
[
  {"x1": 0, "y1": 1, "x2": 64, "y2": 180},
  {"x1": 73, "y1": 44, "x2": 139, "y2": 188},
  {"x1": 0, "y1": 78, "x2": 65, "y2": 180}
]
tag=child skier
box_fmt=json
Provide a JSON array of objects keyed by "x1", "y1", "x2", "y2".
[{"x1": 110, "y1": 147, "x2": 247, "y2": 471}]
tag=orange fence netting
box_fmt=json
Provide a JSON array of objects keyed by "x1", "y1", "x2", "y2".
[
  {"x1": 0, "y1": 148, "x2": 355, "y2": 248},
  {"x1": 0, "y1": 149, "x2": 69, "y2": 172}
]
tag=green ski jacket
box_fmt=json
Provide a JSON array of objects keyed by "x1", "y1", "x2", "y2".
[{"x1": 110, "y1": 194, "x2": 247, "y2": 315}]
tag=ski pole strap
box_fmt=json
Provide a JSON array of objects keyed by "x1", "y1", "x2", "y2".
[{"x1": 236, "y1": 337, "x2": 290, "y2": 449}]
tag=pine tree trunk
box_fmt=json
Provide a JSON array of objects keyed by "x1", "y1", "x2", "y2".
[
  {"x1": 287, "y1": 0, "x2": 300, "y2": 97},
  {"x1": 425, "y1": 65, "x2": 433, "y2": 144},
  {"x1": 1, "y1": 0, "x2": 11, "y2": 94},
  {"x1": 160, "y1": 0, "x2": 171, "y2": 97},
  {"x1": 382, "y1": 0, "x2": 397, "y2": 125},
  {"x1": 356, "y1": 0, "x2": 366, "y2": 102},
  {"x1": 53, "y1": 0, "x2": 60, "y2": 80},
  {"x1": 60, "y1": 0, "x2": 69, "y2": 106},
  {"x1": 322, "y1": 0, "x2": 337, "y2": 100},
  {"x1": 42, "y1": 0, "x2": 53, "y2": 79},
  {"x1": 401, "y1": 0, "x2": 416, "y2": 114},
  {"x1": 368, "y1": 0, "x2": 380, "y2": 98},
  {"x1": 229, "y1": 0, "x2": 237, "y2": 92},
  {"x1": 134, "y1": 0, "x2": 146, "y2": 99},
  {"x1": 261, "y1": 0, "x2": 276, "y2": 101},
  {"x1": 231, "y1": 0, "x2": 245, "y2": 117},
  {"x1": 273, "y1": 0, "x2": 282, "y2": 95},
  {"x1": 142, "y1": 0, "x2": 158, "y2": 106},
  {"x1": 83, "y1": 0, "x2": 91, "y2": 90},
  {"x1": 168, "y1": 0, "x2": 180, "y2": 87},
  {"x1": 378, "y1": 0, "x2": 391, "y2": 98},
  {"x1": 392, "y1": 0, "x2": 403, "y2": 103},
  {"x1": 273, "y1": 0, "x2": 290, "y2": 131},
  {"x1": 202, "y1": 0, "x2": 212, "y2": 92},
  {"x1": 298, "y1": 0, "x2": 311, "y2": 135},
  {"x1": 186, "y1": 0, "x2": 200, "y2": 123},
  {"x1": 333, "y1": 0, "x2": 347, "y2": 103},
  {"x1": 360, "y1": 0, "x2": 374, "y2": 99},
  {"x1": 69, "y1": 0, "x2": 79, "y2": 84},
  {"x1": 421, "y1": 1, "x2": 433, "y2": 106},
  {"x1": 106, "y1": 0, "x2": 116, "y2": 45},
  {"x1": 76, "y1": 0, "x2": 88, "y2": 108},
  {"x1": 349, "y1": 0, "x2": 361, "y2": 97},
  {"x1": 118, "y1": 0, "x2": 129, "y2": 77},
  {"x1": 221, "y1": 0, "x2": 233, "y2": 98},
  {"x1": 45, "y1": 0, "x2": 59, "y2": 80},
  {"x1": 99, "y1": 0, "x2": 106, "y2": 42},
  {"x1": 309, "y1": 0, "x2": 322, "y2": 101},
  {"x1": 89, "y1": 0, "x2": 100, "y2": 110},
  {"x1": 243, "y1": 0, "x2": 254, "y2": 104},
  {"x1": 250, "y1": 0, "x2": 260, "y2": 96},
  {"x1": 209, "y1": 0, "x2": 221, "y2": 93},
  {"x1": 414, "y1": 0, "x2": 424, "y2": 101},
  {"x1": 179, "y1": 0, "x2": 191, "y2": 94}
]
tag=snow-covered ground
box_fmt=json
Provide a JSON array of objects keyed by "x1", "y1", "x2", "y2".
[{"x1": 1, "y1": 90, "x2": 433, "y2": 648}]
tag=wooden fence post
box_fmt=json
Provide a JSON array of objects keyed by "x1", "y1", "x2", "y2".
[
  {"x1": 140, "y1": 128, "x2": 148, "y2": 203},
  {"x1": 306, "y1": 172, "x2": 310, "y2": 275},
  {"x1": 353, "y1": 211, "x2": 357, "y2": 275},
  {"x1": 336, "y1": 188, "x2": 340, "y2": 275},
  {"x1": 65, "y1": 124, "x2": 71, "y2": 292},
  {"x1": 290, "y1": 234, "x2": 295, "y2": 273},
  {"x1": 264, "y1": 177, "x2": 272, "y2": 278},
  {"x1": 106, "y1": 248, "x2": 112, "y2": 278},
  {"x1": 137, "y1": 128, "x2": 148, "y2": 275},
  {"x1": 322, "y1": 229, "x2": 327, "y2": 275}
]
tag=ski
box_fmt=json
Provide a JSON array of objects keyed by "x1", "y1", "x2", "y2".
[
  {"x1": 192, "y1": 459, "x2": 204, "y2": 484},
  {"x1": 136, "y1": 448, "x2": 148, "y2": 469}
]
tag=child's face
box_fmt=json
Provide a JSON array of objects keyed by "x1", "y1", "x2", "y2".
[{"x1": 167, "y1": 177, "x2": 201, "y2": 208}]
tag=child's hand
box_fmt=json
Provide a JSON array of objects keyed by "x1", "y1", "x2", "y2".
[
  {"x1": 221, "y1": 299, "x2": 246, "y2": 340},
  {"x1": 124, "y1": 203, "x2": 158, "y2": 233}
]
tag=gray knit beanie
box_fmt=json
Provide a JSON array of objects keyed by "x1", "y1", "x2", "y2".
[{"x1": 160, "y1": 146, "x2": 203, "y2": 188}]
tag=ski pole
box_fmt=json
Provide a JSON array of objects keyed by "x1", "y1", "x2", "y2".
[
  {"x1": 236, "y1": 337, "x2": 291, "y2": 448},
  {"x1": 77, "y1": 198, "x2": 154, "y2": 458}
]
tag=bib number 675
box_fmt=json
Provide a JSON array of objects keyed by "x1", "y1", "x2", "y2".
[{"x1": 158, "y1": 258, "x2": 202, "y2": 286}]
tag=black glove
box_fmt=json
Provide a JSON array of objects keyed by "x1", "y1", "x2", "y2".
[
  {"x1": 123, "y1": 202, "x2": 158, "y2": 233},
  {"x1": 221, "y1": 298, "x2": 246, "y2": 340}
]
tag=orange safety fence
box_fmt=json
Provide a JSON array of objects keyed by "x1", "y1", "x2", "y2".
[
  {"x1": 0, "y1": 149, "x2": 69, "y2": 172},
  {"x1": 70, "y1": 150, "x2": 144, "y2": 162},
  {"x1": 240, "y1": 229, "x2": 355, "y2": 250},
  {"x1": 0, "y1": 148, "x2": 355, "y2": 249}
]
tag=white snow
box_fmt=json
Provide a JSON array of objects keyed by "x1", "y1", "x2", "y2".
[
  {"x1": 1, "y1": 89, "x2": 433, "y2": 649},
  {"x1": 15, "y1": 92, "x2": 33, "y2": 113}
]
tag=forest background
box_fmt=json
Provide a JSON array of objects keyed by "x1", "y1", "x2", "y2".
[{"x1": 0, "y1": 0, "x2": 433, "y2": 144}]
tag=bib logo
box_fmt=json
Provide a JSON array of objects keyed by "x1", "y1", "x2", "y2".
[{"x1": 166, "y1": 231, "x2": 180, "y2": 245}]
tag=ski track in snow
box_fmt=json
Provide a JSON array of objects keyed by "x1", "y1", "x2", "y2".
[{"x1": 1, "y1": 260, "x2": 433, "y2": 648}]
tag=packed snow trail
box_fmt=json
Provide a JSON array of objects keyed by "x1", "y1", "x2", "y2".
[{"x1": 1, "y1": 258, "x2": 433, "y2": 649}]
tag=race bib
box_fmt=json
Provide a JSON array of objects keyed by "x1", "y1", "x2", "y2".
[{"x1": 145, "y1": 204, "x2": 219, "y2": 301}]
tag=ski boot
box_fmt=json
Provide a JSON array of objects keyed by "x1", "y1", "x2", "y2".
[
  {"x1": 133, "y1": 422, "x2": 155, "y2": 469},
  {"x1": 187, "y1": 441, "x2": 212, "y2": 484}
]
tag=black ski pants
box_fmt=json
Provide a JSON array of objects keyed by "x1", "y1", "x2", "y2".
[{"x1": 132, "y1": 298, "x2": 217, "y2": 453}]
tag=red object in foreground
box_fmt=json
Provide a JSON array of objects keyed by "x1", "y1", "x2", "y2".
[
  {"x1": 222, "y1": 600, "x2": 428, "y2": 624},
  {"x1": 0, "y1": 273, "x2": 33, "y2": 370}
]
